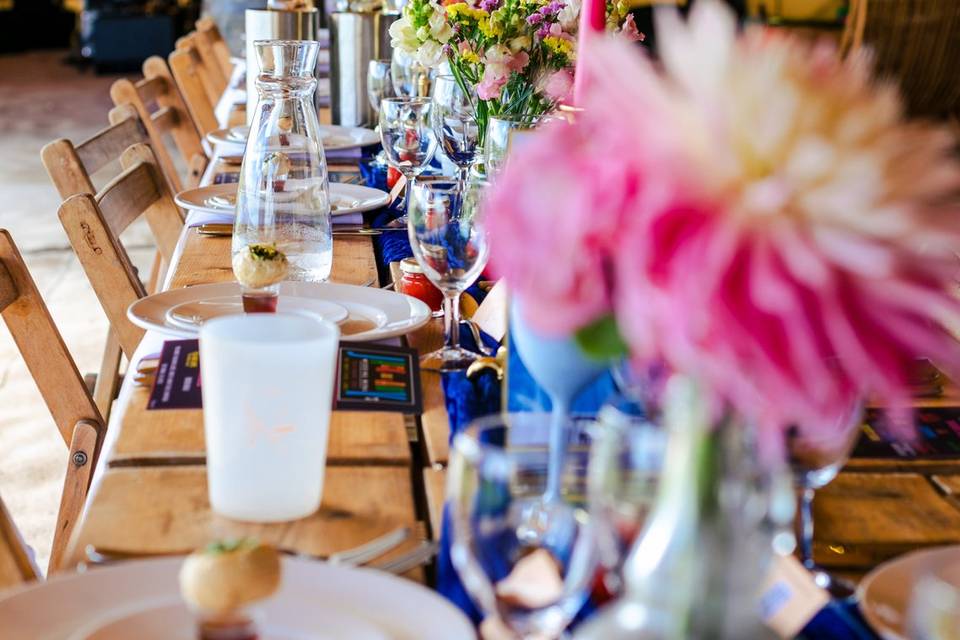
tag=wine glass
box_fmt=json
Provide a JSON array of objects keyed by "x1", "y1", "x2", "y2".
[
  {"x1": 448, "y1": 413, "x2": 601, "y2": 639},
  {"x1": 484, "y1": 114, "x2": 538, "y2": 177},
  {"x1": 431, "y1": 75, "x2": 479, "y2": 185},
  {"x1": 367, "y1": 59, "x2": 396, "y2": 166},
  {"x1": 379, "y1": 97, "x2": 438, "y2": 224},
  {"x1": 391, "y1": 48, "x2": 433, "y2": 98},
  {"x1": 786, "y1": 398, "x2": 863, "y2": 592},
  {"x1": 407, "y1": 177, "x2": 489, "y2": 369},
  {"x1": 587, "y1": 396, "x2": 665, "y2": 598}
]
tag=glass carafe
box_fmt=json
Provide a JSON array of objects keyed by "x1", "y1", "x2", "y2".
[{"x1": 233, "y1": 40, "x2": 332, "y2": 296}]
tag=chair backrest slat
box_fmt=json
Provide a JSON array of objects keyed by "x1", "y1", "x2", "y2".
[
  {"x1": 73, "y1": 113, "x2": 147, "y2": 178},
  {"x1": 110, "y1": 56, "x2": 207, "y2": 193},
  {"x1": 169, "y1": 45, "x2": 220, "y2": 137},
  {"x1": 95, "y1": 163, "x2": 162, "y2": 236},
  {"x1": 195, "y1": 17, "x2": 232, "y2": 89},
  {"x1": 58, "y1": 143, "x2": 182, "y2": 358},
  {"x1": 40, "y1": 105, "x2": 147, "y2": 199}
]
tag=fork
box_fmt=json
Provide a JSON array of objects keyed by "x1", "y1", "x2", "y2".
[{"x1": 83, "y1": 526, "x2": 412, "y2": 568}]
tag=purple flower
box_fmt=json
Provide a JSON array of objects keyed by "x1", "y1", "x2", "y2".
[
  {"x1": 527, "y1": 12, "x2": 543, "y2": 25},
  {"x1": 537, "y1": 22, "x2": 552, "y2": 37},
  {"x1": 479, "y1": 0, "x2": 500, "y2": 11}
]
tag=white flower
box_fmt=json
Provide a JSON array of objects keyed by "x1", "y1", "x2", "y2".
[
  {"x1": 558, "y1": 0, "x2": 581, "y2": 31},
  {"x1": 417, "y1": 40, "x2": 445, "y2": 68},
  {"x1": 389, "y1": 16, "x2": 420, "y2": 52},
  {"x1": 429, "y1": 8, "x2": 453, "y2": 44}
]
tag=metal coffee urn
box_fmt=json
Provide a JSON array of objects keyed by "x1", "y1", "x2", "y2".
[
  {"x1": 245, "y1": 2, "x2": 320, "y2": 124},
  {"x1": 329, "y1": 11, "x2": 378, "y2": 127}
]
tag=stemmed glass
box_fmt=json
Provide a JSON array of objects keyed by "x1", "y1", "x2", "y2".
[
  {"x1": 379, "y1": 97, "x2": 438, "y2": 222},
  {"x1": 448, "y1": 413, "x2": 600, "y2": 639},
  {"x1": 431, "y1": 75, "x2": 479, "y2": 185},
  {"x1": 367, "y1": 59, "x2": 396, "y2": 166},
  {"x1": 786, "y1": 398, "x2": 863, "y2": 592},
  {"x1": 484, "y1": 114, "x2": 539, "y2": 177},
  {"x1": 587, "y1": 397, "x2": 664, "y2": 598},
  {"x1": 909, "y1": 560, "x2": 960, "y2": 639},
  {"x1": 407, "y1": 177, "x2": 489, "y2": 369}
]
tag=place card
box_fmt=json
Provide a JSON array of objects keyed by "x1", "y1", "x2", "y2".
[
  {"x1": 335, "y1": 343, "x2": 422, "y2": 414},
  {"x1": 147, "y1": 339, "x2": 423, "y2": 414},
  {"x1": 147, "y1": 339, "x2": 202, "y2": 410}
]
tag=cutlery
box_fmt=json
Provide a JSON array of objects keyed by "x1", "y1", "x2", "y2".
[
  {"x1": 82, "y1": 526, "x2": 413, "y2": 568},
  {"x1": 195, "y1": 223, "x2": 382, "y2": 237},
  {"x1": 464, "y1": 318, "x2": 494, "y2": 356},
  {"x1": 371, "y1": 541, "x2": 438, "y2": 575}
]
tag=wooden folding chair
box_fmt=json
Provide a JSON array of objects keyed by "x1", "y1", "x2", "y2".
[
  {"x1": 0, "y1": 230, "x2": 106, "y2": 573},
  {"x1": 0, "y1": 496, "x2": 39, "y2": 591},
  {"x1": 170, "y1": 37, "x2": 220, "y2": 138},
  {"x1": 110, "y1": 58, "x2": 208, "y2": 192},
  {"x1": 40, "y1": 105, "x2": 169, "y2": 423},
  {"x1": 196, "y1": 16, "x2": 234, "y2": 82},
  {"x1": 58, "y1": 143, "x2": 184, "y2": 360}
]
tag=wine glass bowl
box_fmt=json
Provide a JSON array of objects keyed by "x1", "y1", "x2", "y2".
[
  {"x1": 431, "y1": 75, "x2": 479, "y2": 181},
  {"x1": 366, "y1": 58, "x2": 395, "y2": 115},
  {"x1": 391, "y1": 48, "x2": 434, "y2": 98},
  {"x1": 448, "y1": 413, "x2": 600, "y2": 638},
  {"x1": 407, "y1": 177, "x2": 488, "y2": 368},
  {"x1": 379, "y1": 97, "x2": 438, "y2": 179}
]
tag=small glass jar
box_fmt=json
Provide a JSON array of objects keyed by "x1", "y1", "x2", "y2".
[{"x1": 398, "y1": 257, "x2": 443, "y2": 314}]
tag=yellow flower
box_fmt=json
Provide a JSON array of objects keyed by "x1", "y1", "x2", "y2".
[
  {"x1": 446, "y1": 3, "x2": 488, "y2": 22},
  {"x1": 460, "y1": 50, "x2": 481, "y2": 64},
  {"x1": 478, "y1": 18, "x2": 503, "y2": 38},
  {"x1": 543, "y1": 36, "x2": 574, "y2": 57}
]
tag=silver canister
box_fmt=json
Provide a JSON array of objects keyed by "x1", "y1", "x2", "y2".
[
  {"x1": 329, "y1": 11, "x2": 377, "y2": 127},
  {"x1": 245, "y1": 8, "x2": 320, "y2": 123}
]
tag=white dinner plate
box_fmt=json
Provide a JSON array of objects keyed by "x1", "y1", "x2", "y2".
[
  {"x1": 0, "y1": 556, "x2": 475, "y2": 639},
  {"x1": 129, "y1": 282, "x2": 431, "y2": 342},
  {"x1": 207, "y1": 124, "x2": 380, "y2": 152},
  {"x1": 857, "y1": 544, "x2": 960, "y2": 640},
  {"x1": 164, "y1": 295, "x2": 348, "y2": 331},
  {"x1": 175, "y1": 182, "x2": 389, "y2": 217}
]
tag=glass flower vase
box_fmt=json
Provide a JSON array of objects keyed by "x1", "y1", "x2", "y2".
[
  {"x1": 576, "y1": 376, "x2": 793, "y2": 640},
  {"x1": 233, "y1": 40, "x2": 332, "y2": 286}
]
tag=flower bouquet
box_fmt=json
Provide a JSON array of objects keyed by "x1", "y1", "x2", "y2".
[
  {"x1": 485, "y1": 0, "x2": 960, "y2": 448},
  {"x1": 389, "y1": 0, "x2": 640, "y2": 143}
]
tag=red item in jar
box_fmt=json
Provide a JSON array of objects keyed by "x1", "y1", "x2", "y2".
[
  {"x1": 386, "y1": 166, "x2": 402, "y2": 190},
  {"x1": 397, "y1": 258, "x2": 443, "y2": 312}
]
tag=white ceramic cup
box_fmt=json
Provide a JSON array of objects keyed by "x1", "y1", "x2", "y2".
[{"x1": 199, "y1": 313, "x2": 339, "y2": 522}]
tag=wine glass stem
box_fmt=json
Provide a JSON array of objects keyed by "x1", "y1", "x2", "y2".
[
  {"x1": 443, "y1": 291, "x2": 461, "y2": 351},
  {"x1": 404, "y1": 172, "x2": 416, "y2": 217},
  {"x1": 544, "y1": 398, "x2": 570, "y2": 504},
  {"x1": 799, "y1": 484, "x2": 816, "y2": 570}
]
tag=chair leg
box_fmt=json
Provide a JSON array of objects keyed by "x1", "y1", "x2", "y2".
[
  {"x1": 47, "y1": 420, "x2": 100, "y2": 574},
  {"x1": 92, "y1": 330, "x2": 122, "y2": 425}
]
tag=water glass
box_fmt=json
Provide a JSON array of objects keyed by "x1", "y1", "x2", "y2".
[
  {"x1": 910, "y1": 561, "x2": 960, "y2": 639},
  {"x1": 484, "y1": 114, "x2": 538, "y2": 177},
  {"x1": 367, "y1": 58, "x2": 395, "y2": 117},
  {"x1": 200, "y1": 313, "x2": 340, "y2": 522},
  {"x1": 448, "y1": 413, "x2": 600, "y2": 638},
  {"x1": 431, "y1": 75, "x2": 479, "y2": 183},
  {"x1": 391, "y1": 48, "x2": 433, "y2": 98},
  {"x1": 407, "y1": 177, "x2": 488, "y2": 369}
]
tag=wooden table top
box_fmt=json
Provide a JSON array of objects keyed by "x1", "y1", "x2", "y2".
[{"x1": 62, "y1": 155, "x2": 448, "y2": 575}]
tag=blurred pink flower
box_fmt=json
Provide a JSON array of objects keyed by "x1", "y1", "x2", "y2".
[{"x1": 485, "y1": 0, "x2": 960, "y2": 447}]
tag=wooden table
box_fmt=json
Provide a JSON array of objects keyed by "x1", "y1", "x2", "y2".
[{"x1": 62, "y1": 154, "x2": 448, "y2": 579}]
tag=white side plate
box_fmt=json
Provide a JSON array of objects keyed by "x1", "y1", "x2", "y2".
[{"x1": 174, "y1": 182, "x2": 389, "y2": 217}]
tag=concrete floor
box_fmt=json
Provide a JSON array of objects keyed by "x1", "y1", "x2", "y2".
[{"x1": 0, "y1": 50, "x2": 153, "y2": 572}]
